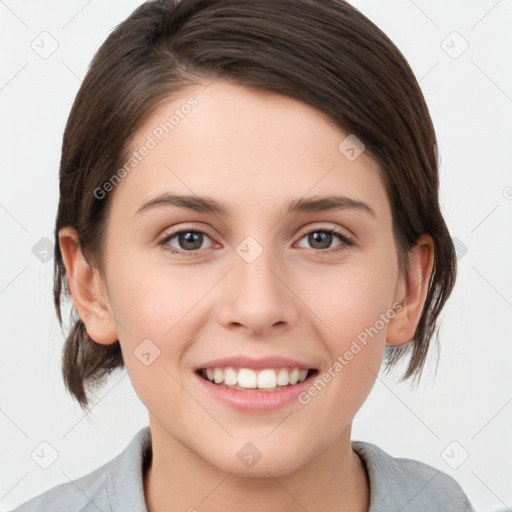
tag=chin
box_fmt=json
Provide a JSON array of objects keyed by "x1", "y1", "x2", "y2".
[{"x1": 207, "y1": 446, "x2": 308, "y2": 478}]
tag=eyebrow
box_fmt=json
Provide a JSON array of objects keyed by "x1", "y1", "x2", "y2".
[{"x1": 135, "y1": 193, "x2": 376, "y2": 218}]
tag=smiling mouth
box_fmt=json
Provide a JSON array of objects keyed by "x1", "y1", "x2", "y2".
[{"x1": 195, "y1": 367, "x2": 319, "y2": 392}]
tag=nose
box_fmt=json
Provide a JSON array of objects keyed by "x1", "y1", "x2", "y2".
[{"x1": 217, "y1": 243, "x2": 300, "y2": 336}]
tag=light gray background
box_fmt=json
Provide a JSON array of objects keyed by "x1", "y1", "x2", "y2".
[{"x1": 1, "y1": 1, "x2": 511, "y2": 510}]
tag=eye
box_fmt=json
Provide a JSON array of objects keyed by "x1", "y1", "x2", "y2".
[
  {"x1": 158, "y1": 225, "x2": 354, "y2": 256},
  {"x1": 296, "y1": 226, "x2": 354, "y2": 253},
  {"x1": 159, "y1": 229, "x2": 215, "y2": 255}
]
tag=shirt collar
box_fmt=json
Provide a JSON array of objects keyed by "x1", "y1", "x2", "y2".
[
  {"x1": 106, "y1": 426, "x2": 400, "y2": 511},
  {"x1": 107, "y1": 426, "x2": 152, "y2": 511}
]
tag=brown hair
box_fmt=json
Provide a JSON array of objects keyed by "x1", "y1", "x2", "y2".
[{"x1": 54, "y1": 0, "x2": 456, "y2": 411}]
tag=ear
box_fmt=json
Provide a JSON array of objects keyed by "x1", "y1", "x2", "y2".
[
  {"x1": 386, "y1": 234, "x2": 435, "y2": 346},
  {"x1": 58, "y1": 227, "x2": 118, "y2": 345}
]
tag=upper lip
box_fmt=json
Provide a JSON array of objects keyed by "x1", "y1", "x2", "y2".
[{"x1": 196, "y1": 355, "x2": 316, "y2": 371}]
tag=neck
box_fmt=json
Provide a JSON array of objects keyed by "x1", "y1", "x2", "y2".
[{"x1": 143, "y1": 418, "x2": 369, "y2": 512}]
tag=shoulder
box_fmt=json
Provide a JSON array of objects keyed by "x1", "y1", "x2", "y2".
[
  {"x1": 8, "y1": 461, "x2": 112, "y2": 512},
  {"x1": 352, "y1": 440, "x2": 475, "y2": 512},
  {"x1": 8, "y1": 427, "x2": 152, "y2": 512}
]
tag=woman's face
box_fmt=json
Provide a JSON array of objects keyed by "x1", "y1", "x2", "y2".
[{"x1": 97, "y1": 79, "x2": 405, "y2": 475}]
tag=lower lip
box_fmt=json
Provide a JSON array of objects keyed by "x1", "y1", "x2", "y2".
[{"x1": 193, "y1": 370, "x2": 318, "y2": 412}]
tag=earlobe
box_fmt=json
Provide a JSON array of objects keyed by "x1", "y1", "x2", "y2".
[
  {"x1": 58, "y1": 227, "x2": 118, "y2": 345},
  {"x1": 386, "y1": 234, "x2": 435, "y2": 346}
]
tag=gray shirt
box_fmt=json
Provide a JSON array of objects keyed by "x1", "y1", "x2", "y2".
[{"x1": 9, "y1": 426, "x2": 475, "y2": 511}]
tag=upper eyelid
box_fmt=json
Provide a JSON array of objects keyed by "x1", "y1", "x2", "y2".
[
  {"x1": 297, "y1": 222, "x2": 352, "y2": 238},
  {"x1": 159, "y1": 224, "x2": 215, "y2": 242},
  {"x1": 160, "y1": 222, "x2": 351, "y2": 237}
]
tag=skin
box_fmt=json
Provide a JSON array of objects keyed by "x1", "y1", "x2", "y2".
[{"x1": 59, "y1": 79, "x2": 434, "y2": 512}]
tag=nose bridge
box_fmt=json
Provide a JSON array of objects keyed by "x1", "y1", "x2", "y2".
[
  {"x1": 236, "y1": 237, "x2": 281, "y2": 298},
  {"x1": 217, "y1": 234, "x2": 298, "y2": 333}
]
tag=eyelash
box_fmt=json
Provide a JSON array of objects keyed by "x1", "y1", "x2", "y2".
[{"x1": 158, "y1": 225, "x2": 354, "y2": 256}]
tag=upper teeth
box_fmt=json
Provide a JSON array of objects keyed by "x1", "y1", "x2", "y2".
[{"x1": 203, "y1": 367, "x2": 309, "y2": 389}]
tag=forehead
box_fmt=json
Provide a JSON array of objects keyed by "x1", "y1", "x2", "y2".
[{"x1": 113, "y1": 80, "x2": 389, "y2": 221}]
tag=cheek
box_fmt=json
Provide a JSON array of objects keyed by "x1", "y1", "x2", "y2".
[
  {"x1": 104, "y1": 255, "x2": 200, "y2": 403},
  {"x1": 106, "y1": 254, "x2": 201, "y2": 336},
  {"x1": 298, "y1": 246, "x2": 399, "y2": 401},
  {"x1": 306, "y1": 253, "x2": 398, "y2": 342},
  {"x1": 104, "y1": 250, "x2": 227, "y2": 383}
]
